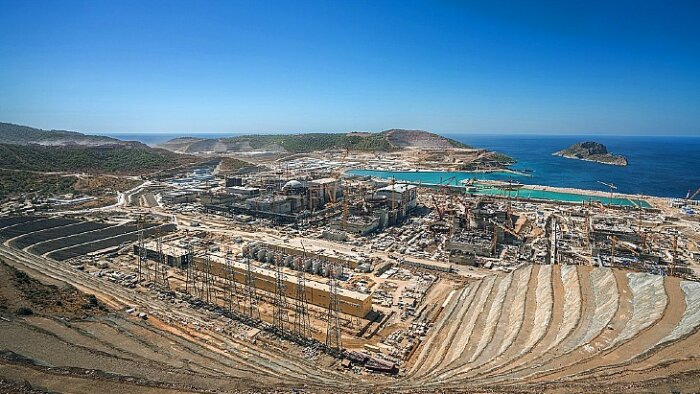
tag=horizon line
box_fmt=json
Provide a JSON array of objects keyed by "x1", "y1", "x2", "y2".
[
  {"x1": 105, "y1": 130, "x2": 700, "y2": 138},
  {"x1": 3, "y1": 120, "x2": 698, "y2": 138}
]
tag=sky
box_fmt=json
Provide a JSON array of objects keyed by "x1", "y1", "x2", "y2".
[{"x1": 1, "y1": 0, "x2": 699, "y2": 136}]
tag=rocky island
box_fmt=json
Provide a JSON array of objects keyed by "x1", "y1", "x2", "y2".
[{"x1": 554, "y1": 141, "x2": 628, "y2": 166}]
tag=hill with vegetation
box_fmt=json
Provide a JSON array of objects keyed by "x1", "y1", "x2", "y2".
[
  {"x1": 0, "y1": 122, "x2": 146, "y2": 148},
  {"x1": 0, "y1": 143, "x2": 185, "y2": 175},
  {"x1": 159, "y1": 129, "x2": 470, "y2": 154},
  {"x1": 554, "y1": 141, "x2": 628, "y2": 166},
  {"x1": 0, "y1": 170, "x2": 77, "y2": 200}
]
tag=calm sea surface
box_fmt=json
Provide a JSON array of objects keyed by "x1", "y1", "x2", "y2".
[
  {"x1": 453, "y1": 135, "x2": 700, "y2": 199},
  {"x1": 111, "y1": 133, "x2": 700, "y2": 199}
]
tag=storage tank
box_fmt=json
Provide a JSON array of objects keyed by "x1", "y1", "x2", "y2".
[
  {"x1": 284, "y1": 255, "x2": 294, "y2": 267},
  {"x1": 312, "y1": 260, "x2": 322, "y2": 275}
]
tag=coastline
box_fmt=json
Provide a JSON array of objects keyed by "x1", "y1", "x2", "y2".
[
  {"x1": 553, "y1": 152, "x2": 628, "y2": 166},
  {"x1": 349, "y1": 166, "x2": 530, "y2": 176},
  {"x1": 347, "y1": 168, "x2": 660, "y2": 206},
  {"x1": 522, "y1": 184, "x2": 650, "y2": 201}
]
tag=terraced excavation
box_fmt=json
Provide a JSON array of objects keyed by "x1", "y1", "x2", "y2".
[
  {"x1": 403, "y1": 265, "x2": 700, "y2": 392},
  {"x1": 0, "y1": 246, "x2": 364, "y2": 394},
  {"x1": 3, "y1": 238, "x2": 700, "y2": 393}
]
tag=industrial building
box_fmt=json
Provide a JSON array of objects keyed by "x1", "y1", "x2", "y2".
[
  {"x1": 446, "y1": 230, "x2": 497, "y2": 264},
  {"x1": 372, "y1": 183, "x2": 418, "y2": 212},
  {"x1": 134, "y1": 240, "x2": 192, "y2": 268},
  {"x1": 132, "y1": 241, "x2": 372, "y2": 317},
  {"x1": 246, "y1": 195, "x2": 292, "y2": 214},
  {"x1": 309, "y1": 178, "x2": 342, "y2": 206},
  {"x1": 202, "y1": 254, "x2": 372, "y2": 318},
  {"x1": 226, "y1": 186, "x2": 261, "y2": 198}
]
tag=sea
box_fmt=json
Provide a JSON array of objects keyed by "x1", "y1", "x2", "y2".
[{"x1": 109, "y1": 133, "x2": 700, "y2": 200}]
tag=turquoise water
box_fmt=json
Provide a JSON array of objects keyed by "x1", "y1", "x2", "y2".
[
  {"x1": 451, "y1": 135, "x2": 700, "y2": 199},
  {"x1": 348, "y1": 169, "x2": 650, "y2": 207},
  {"x1": 476, "y1": 186, "x2": 650, "y2": 207},
  {"x1": 113, "y1": 133, "x2": 699, "y2": 202},
  {"x1": 348, "y1": 169, "x2": 517, "y2": 185}
]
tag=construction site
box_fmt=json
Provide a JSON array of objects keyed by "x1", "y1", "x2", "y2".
[{"x1": 1, "y1": 150, "x2": 700, "y2": 393}]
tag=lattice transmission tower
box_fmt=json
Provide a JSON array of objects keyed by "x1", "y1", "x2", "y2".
[
  {"x1": 224, "y1": 249, "x2": 240, "y2": 315},
  {"x1": 325, "y1": 262, "x2": 342, "y2": 351},
  {"x1": 244, "y1": 258, "x2": 260, "y2": 320},
  {"x1": 201, "y1": 250, "x2": 215, "y2": 303},
  {"x1": 137, "y1": 222, "x2": 148, "y2": 282},
  {"x1": 184, "y1": 234, "x2": 197, "y2": 295},
  {"x1": 294, "y1": 258, "x2": 311, "y2": 339},
  {"x1": 273, "y1": 255, "x2": 290, "y2": 333},
  {"x1": 154, "y1": 229, "x2": 169, "y2": 289}
]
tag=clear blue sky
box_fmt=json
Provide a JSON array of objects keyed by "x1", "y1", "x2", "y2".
[{"x1": 1, "y1": 0, "x2": 699, "y2": 135}]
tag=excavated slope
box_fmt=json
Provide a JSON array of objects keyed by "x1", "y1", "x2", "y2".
[{"x1": 404, "y1": 264, "x2": 700, "y2": 390}]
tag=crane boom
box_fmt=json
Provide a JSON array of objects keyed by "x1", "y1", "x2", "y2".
[
  {"x1": 597, "y1": 181, "x2": 618, "y2": 190},
  {"x1": 688, "y1": 187, "x2": 700, "y2": 201},
  {"x1": 597, "y1": 180, "x2": 618, "y2": 208},
  {"x1": 432, "y1": 195, "x2": 445, "y2": 221},
  {"x1": 489, "y1": 219, "x2": 522, "y2": 240}
]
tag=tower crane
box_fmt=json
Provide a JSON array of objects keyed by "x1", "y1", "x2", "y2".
[
  {"x1": 626, "y1": 195, "x2": 644, "y2": 233},
  {"x1": 460, "y1": 198, "x2": 472, "y2": 230},
  {"x1": 432, "y1": 195, "x2": 446, "y2": 221},
  {"x1": 432, "y1": 176, "x2": 456, "y2": 221},
  {"x1": 597, "y1": 181, "x2": 617, "y2": 208},
  {"x1": 330, "y1": 148, "x2": 349, "y2": 204},
  {"x1": 609, "y1": 235, "x2": 617, "y2": 266},
  {"x1": 687, "y1": 187, "x2": 700, "y2": 201}
]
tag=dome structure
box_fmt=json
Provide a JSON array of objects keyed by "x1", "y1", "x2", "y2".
[{"x1": 283, "y1": 180, "x2": 303, "y2": 189}]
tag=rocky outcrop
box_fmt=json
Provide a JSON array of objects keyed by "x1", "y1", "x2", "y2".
[
  {"x1": 554, "y1": 141, "x2": 628, "y2": 166},
  {"x1": 380, "y1": 129, "x2": 468, "y2": 149}
]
